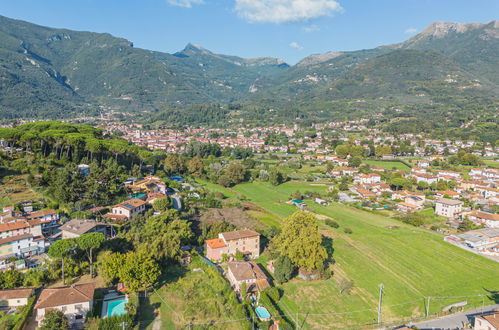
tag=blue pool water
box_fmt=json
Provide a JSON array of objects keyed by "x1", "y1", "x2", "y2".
[
  {"x1": 107, "y1": 299, "x2": 128, "y2": 317},
  {"x1": 255, "y1": 306, "x2": 271, "y2": 319}
]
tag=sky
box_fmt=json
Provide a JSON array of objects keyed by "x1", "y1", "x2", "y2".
[{"x1": 1, "y1": 0, "x2": 498, "y2": 64}]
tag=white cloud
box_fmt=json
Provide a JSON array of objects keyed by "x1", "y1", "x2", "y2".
[
  {"x1": 167, "y1": 0, "x2": 203, "y2": 8},
  {"x1": 303, "y1": 24, "x2": 320, "y2": 32},
  {"x1": 404, "y1": 27, "x2": 418, "y2": 34},
  {"x1": 235, "y1": 0, "x2": 343, "y2": 24},
  {"x1": 289, "y1": 41, "x2": 303, "y2": 50}
]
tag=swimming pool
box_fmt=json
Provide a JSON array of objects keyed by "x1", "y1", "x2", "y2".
[
  {"x1": 255, "y1": 306, "x2": 271, "y2": 320},
  {"x1": 104, "y1": 298, "x2": 128, "y2": 317}
]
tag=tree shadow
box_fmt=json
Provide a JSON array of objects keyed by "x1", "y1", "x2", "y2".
[
  {"x1": 484, "y1": 288, "x2": 498, "y2": 304},
  {"x1": 155, "y1": 264, "x2": 187, "y2": 288},
  {"x1": 138, "y1": 294, "x2": 161, "y2": 330}
]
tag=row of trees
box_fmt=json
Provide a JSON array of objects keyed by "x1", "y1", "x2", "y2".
[{"x1": 0, "y1": 121, "x2": 152, "y2": 167}]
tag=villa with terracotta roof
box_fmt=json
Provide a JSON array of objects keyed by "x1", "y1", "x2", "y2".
[
  {"x1": 0, "y1": 288, "x2": 34, "y2": 308},
  {"x1": 35, "y1": 283, "x2": 95, "y2": 327},
  {"x1": 226, "y1": 261, "x2": 270, "y2": 294},
  {"x1": 205, "y1": 229, "x2": 260, "y2": 262},
  {"x1": 466, "y1": 210, "x2": 499, "y2": 228},
  {"x1": 104, "y1": 198, "x2": 147, "y2": 221}
]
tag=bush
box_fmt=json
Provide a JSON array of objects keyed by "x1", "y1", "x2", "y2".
[
  {"x1": 344, "y1": 228, "x2": 353, "y2": 234},
  {"x1": 325, "y1": 219, "x2": 339, "y2": 228}
]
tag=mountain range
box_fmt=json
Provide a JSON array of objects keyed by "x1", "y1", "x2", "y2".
[{"x1": 0, "y1": 15, "x2": 498, "y2": 128}]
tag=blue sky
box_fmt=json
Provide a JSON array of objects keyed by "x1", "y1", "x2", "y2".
[{"x1": 2, "y1": 0, "x2": 498, "y2": 64}]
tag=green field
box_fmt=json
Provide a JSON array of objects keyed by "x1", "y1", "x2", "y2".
[
  {"x1": 139, "y1": 257, "x2": 249, "y2": 329},
  {"x1": 198, "y1": 180, "x2": 499, "y2": 328},
  {"x1": 363, "y1": 160, "x2": 411, "y2": 171}
]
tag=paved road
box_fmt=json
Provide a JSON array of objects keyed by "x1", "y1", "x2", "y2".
[
  {"x1": 409, "y1": 304, "x2": 499, "y2": 329},
  {"x1": 171, "y1": 194, "x2": 182, "y2": 211}
]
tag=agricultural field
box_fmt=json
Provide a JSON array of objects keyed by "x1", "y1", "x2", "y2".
[
  {"x1": 0, "y1": 174, "x2": 44, "y2": 208},
  {"x1": 363, "y1": 160, "x2": 411, "y2": 171},
  {"x1": 199, "y1": 180, "x2": 499, "y2": 328}
]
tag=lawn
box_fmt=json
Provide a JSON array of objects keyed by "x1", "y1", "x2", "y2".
[
  {"x1": 194, "y1": 178, "x2": 241, "y2": 200},
  {"x1": 138, "y1": 257, "x2": 250, "y2": 329},
  {"x1": 222, "y1": 181, "x2": 499, "y2": 328},
  {"x1": 364, "y1": 160, "x2": 411, "y2": 171}
]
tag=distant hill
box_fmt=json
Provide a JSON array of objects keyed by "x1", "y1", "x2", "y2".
[
  {"x1": 0, "y1": 15, "x2": 497, "y2": 128},
  {"x1": 0, "y1": 15, "x2": 287, "y2": 118},
  {"x1": 253, "y1": 20, "x2": 499, "y2": 105}
]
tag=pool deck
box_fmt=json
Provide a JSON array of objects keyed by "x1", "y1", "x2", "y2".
[{"x1": 101, "y1": 292, "x2": 128, "y2": 318}]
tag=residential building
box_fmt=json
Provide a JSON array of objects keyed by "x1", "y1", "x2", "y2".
[
  {"x1": 396, "y1": 202, "x2": 420, "y2": 213},
  {"x1": 205, "y1": 229, "x2": 260, "y2": 262},
  {"x1": 226, "y1": 261, "x2": 270, "y2": 293},
  {"x1": 413, "y1": 173, "x2": 438, "y2": 185},
  {"x1": 466, "y1": 210, "x2": 499, "y2": 228},
  {"x1": 104, "y1": 199, "x2": 147, "y2": 221},
  {"x1": 474, "y1": 311, "x2": 499, "y2": 330},
  {"x1": 205, "y1": 238, "x2": 228, "y2": 261},
  {"x1": 35, "y1": 283, "x2": 95, "y2": 327},
  {"x1": 435, "y1": 198, "x2": 463, "y2": 219},
  {"x1": 0, "y1": 288, "x2": 34, "y2": 308},
  {"x1": 435, "y1": 190, "x2": 460, "y2": 199},
  {"x1": 59, "y1": 219, "x2": 112, "y2": 239},
  {"x1": 452, "y1": 228, "x2": 499, "y2": 250}
]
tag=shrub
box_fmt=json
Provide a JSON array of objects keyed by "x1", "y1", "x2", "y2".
[
  {"x1": 325, "y1": 219, "x2": 339, "y2": 228},
  {"x1": 344, "y1": 228, "x2": 353, "y2": 234}
]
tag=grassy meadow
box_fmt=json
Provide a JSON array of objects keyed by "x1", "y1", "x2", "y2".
[{"x1": 199, "y1": 180, "x2": 499, "y2": 328}]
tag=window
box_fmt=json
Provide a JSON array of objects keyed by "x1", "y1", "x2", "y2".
[
  {"x1": 75, "y1": 314, "x2": 83, "y2": 320},
  {"x1": 61, "y1": 306, "x2": 66, "y2": 312}
]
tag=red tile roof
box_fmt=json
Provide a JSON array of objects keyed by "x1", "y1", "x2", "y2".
[
  {"x1": 205, "y1": 238, "x2": 226, "y2": 249},
  {"x1": 35, "y1": 283, "x2": 95, "y2": 309}
]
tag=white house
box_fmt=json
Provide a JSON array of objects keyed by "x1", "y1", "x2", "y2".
[
  {"x1": 35, "y1": 283, "x2": 95, "y2": 327},
  {"x1": 435, "y1": 198, "x2": 463, "y2": 219},
  {"x1": 0, "y1": 288, "x2": 34, "y2": 308},
  {"x1": 105, "y1": 198, "x2": 147, "y2": 221}
]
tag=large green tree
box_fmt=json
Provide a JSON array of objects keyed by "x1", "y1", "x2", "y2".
[
  {"x1": 77, "y1": 232, "x2": 106, "y2": 277},
  {"x1": 135, "y1": 210, "x2": 193, "y2": 261},
  {"x1": 119, "y1": 251, "x2": 161, "y2": 292},
  {"x1": 273, "y1": 211, "x2": 327, "y2": 271},
  {"x1": 39, "y1": 310, "x2": 68, "y2": 330},
  {"x1": 48, "y1": 238, "x2": 77, "y2": 284}
]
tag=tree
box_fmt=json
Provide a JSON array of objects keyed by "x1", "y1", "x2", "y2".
[
  {"x1": 339, "y1": 279, "x2": 354, "y2": 294},
  {"x1": 77, "y1": 232, "x2": 106, "y2": 277},
  {"x1": 153, "y1": 197, "x2": 171, "y2": 212},
  {"x1": 164, "y1": 154, "x2": 186, "y2": 175},
  {"x1": 48, "y1": 239, "x2": 76, "y2": 284},
  {"x1": 187, "y1": 157, "x2": 205, "y2": 177},
  {"x1": 348, "y1": 156, "x2": 362, "y2": 168},
  {"x1": 268, "y1": 169, "x2": 285, "y2": 186},
  {"x1": 99, "y1": 251, "x2": 125, "y2": 285},
  {"x1": 134, "y1": 210, "x2": 193, "y2": 261},
  {"x1": 219, "y1": 163, "x2": 247, "y2": 187},
  {"x1": 119, "y1": 251, "x2": 161, "y2": 292},
  {"x1": 274, "y1": 255, "x2": 295, "y2": 283},
  {"x1": 417, "y1": 181, "x2": 429, "y2": 191},
  {"x1": 39, "y1": 310, "x2": 68, "y2": 330},
  {"x1": 273, "y1": 211, "x2": 327, "y2": 271},
  {"x1": 458, "y1": 218, "x2": 480, "y2": 232},
  {"x1": 375, "y1": 145, "x2": 392, "y2": 158},
  {"x1": 0, "y1": 269, "x2": 24, "y2": 289}
]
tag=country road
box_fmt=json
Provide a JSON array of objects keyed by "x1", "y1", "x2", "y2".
[{"x1": 409, "y1": 304, "x2": 499, "y2": 329}]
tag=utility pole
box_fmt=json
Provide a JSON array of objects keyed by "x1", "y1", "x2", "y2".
[
  {"x1": 426, "y1": 296, "x2": 431, "y2": 318},
  {"x1": 377, "y1": 284, "x2": 384, "y2": 326},
  {"x1": 120, "y1": 322, "x2": 128, "y2": 330}
]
